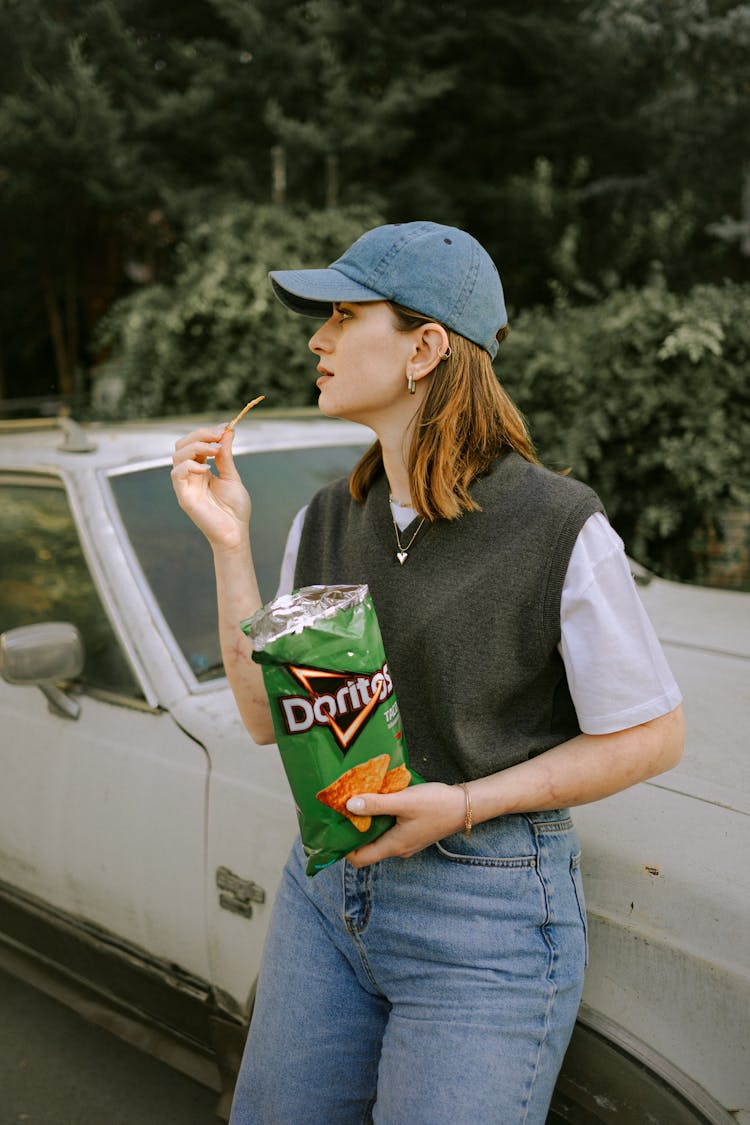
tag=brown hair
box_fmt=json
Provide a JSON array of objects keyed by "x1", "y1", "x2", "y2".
[{"x1": 349, "y1": 304, "x2": 537, "y2": 520}]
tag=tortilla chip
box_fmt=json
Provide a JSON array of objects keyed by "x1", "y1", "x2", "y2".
[
  {"x1": 379, "y1": 763, "x2": 411, "y2": 794},
  {"x1": 226, "y1": 395, "x2": 265, "y2": 430},
  {"x1": 316, "y1": 754, "x2": 390, "y2": 832}
]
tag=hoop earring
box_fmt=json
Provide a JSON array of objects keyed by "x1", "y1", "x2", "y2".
[
  {"x1": 406, "y1": 371, "x2": 416, "y2": 395},
  {"x1": 440, "y1": 345, "x2": 452, "y2": 361}
]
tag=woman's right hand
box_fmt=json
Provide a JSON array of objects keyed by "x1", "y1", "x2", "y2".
[{"x1": 171, "y1": 426, "x2": 250, "y2": 551}]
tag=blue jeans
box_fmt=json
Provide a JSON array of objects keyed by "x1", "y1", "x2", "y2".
[{"x1": 230, "y1": 811, "x2": 587, "y2": 1125}]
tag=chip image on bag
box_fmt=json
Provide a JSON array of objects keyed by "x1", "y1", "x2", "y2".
[{"x1": 241, "y1": 585, "x2": 422, "y2": 874}]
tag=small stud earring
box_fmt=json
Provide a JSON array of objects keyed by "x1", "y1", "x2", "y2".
[{"x1": 406, "y1": 371, "x2": 416, "y2": 395}]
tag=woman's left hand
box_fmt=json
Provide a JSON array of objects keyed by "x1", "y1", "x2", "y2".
[{"x1": 345, "y1": 782, "x2": 467, "y2": 867}]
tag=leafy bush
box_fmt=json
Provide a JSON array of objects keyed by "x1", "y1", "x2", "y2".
[
  {"x1": 93, "y1": 202, "x2": 381, "y2": 417},
  {"x1": 500, "y1": 277, "x2": 750, "y2": 582}
]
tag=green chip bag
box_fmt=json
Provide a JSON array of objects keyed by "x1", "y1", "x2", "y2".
[{"x1": 241, "y1": 585, "x2": 422, "y2": 875}]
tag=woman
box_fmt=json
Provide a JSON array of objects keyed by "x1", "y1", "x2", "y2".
[{"x1": 171, "y1": 221, "x2": 684, "y2": 1124}]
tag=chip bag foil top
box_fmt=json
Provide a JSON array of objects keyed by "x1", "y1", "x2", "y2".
[
  {"x1": 247, "y1": 584, "x2": 370, "y2": 650},
  {"x1": 242, "y1": 585, "x2": 421, "y2": 875}
]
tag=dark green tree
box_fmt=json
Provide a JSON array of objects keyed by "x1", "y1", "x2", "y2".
[
  {"x1": 2, "y1": 0, "x2": 748, "y2": 410},
  {"x1": 0, "y1": 0, "x2": 268, "y2": 400},
  {"x1": 241, "y1": 0, "x2": 458, "y2": 211},
  {"x1": 578, "y1": 0, "x2": 750, "y2": 290}
]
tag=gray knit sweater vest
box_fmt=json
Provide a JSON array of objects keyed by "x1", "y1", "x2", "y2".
[{"x1": 294, "y1": 451, "x2": 604, "y2": 784}]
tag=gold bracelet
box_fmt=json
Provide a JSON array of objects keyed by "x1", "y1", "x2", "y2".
[{"x1": 457, "y1": 781, "x2": 473, "y2": 837}]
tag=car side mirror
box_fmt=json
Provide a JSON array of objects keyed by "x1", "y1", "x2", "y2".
[{"x1": 0, "y1": 622, "x2": 85, "y2": 720}]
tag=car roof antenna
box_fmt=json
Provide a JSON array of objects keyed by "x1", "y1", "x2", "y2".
[{"x1": 58, "y1": 408, "x2": 97, "y2": 453}]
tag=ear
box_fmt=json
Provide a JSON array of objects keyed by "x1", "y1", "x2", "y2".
[{"x1": 408, "y1": 322, "x2": 450, "y2": 382}]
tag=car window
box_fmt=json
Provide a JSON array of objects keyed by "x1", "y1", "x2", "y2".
[
  {"x1": 110, "y1": 444, "x2": 367, "y2": 681},
  {"x1": 0, "y1": 475, "x2": 143, "y2": 699}
]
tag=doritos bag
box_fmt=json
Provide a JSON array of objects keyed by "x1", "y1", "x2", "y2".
[{"x1": 241, "y1": 585, "x2": 422, "y2": 874}]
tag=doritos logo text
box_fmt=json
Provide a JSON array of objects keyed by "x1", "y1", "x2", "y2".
[{"x1": 279, "y1": 662, "x2": 394, "y2": 752}]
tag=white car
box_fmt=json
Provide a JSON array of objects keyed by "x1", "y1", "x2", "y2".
[{"x1": 0, "y1": 413, "x2": 747, "y2": 1123}]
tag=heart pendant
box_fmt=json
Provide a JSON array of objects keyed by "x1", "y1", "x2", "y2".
[{"x1": 397, "y1": 551, "x2": 408, "y2": 565}]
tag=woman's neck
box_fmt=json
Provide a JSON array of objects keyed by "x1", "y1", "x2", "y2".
[
  {"x1": 358, "y1": 392, "x2": 425, "y2": 508},
  {"x1": 378, "y1": 427, "x2": 413, "y2": 508}
]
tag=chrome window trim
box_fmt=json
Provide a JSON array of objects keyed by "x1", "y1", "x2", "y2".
[
  {"x1": 98, "y1": 466, "x2": 209, "y2": 695},
  {"x1": 0, "y1": 469, "x2": 159, "y2": 711},
  {"x1": 104, "y1": 429, "x2": 370, "y2": 480}
]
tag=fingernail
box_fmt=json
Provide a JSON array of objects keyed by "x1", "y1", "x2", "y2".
[{"x1": 346, "y1": 797, "x2": 365, "y2": 812}]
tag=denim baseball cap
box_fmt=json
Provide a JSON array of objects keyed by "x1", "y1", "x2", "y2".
[{"x1": 269, "y1": 221, "x2": 507, "y2": 358}]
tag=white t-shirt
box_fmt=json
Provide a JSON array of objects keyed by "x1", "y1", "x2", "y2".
[{"x1": 277, "y1": 505, "x2": 681, "y2": 737}]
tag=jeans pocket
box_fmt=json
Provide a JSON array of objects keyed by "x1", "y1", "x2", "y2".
[
  {"x1": 434, "y1": 818, "x2": 537, "y2": 868},
  {"x1": 570, "y1": 852, "x2": 589, "y2": 968}
]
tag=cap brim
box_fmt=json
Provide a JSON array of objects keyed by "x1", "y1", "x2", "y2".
[{"x1": 269, "y1": 269, "x2": 385, "y2": 318}]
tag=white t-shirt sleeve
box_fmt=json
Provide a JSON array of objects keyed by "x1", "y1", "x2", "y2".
[
  {"x1": 275, "y1": 505, "x2": 307, "y2": 598},
  {"x1": 560, "y1": 512, "x2": 682, "y2": 734}
]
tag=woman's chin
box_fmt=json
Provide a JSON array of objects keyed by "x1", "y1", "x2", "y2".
[
  {"x1": 316, "y1": 391, "x2": 374, "y2": 428},
  {"x1": 317, "y1": 391, "x2": 351, "y2": 421},
  {"x1": 316, "y1": 394, "x2": 339, "y2": 418}
]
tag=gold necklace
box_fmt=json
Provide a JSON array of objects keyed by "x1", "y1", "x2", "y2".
[{"x1": 392, "y1": 514, "x2": 426, "y2": 565}]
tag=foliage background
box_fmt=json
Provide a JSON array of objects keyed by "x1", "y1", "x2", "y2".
[
  {"x1": 501, "y1": 278, "x2": 750, "y2": 581},
  {"x1": 1, "y1": 0, "x2": 748, "y2": 584}
]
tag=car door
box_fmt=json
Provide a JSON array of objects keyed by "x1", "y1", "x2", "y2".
[
  {"x1": 0, "y1": 471, "x2": 211, "y2": 987},
  {"x1": 106, "y1": 438, "x2": 370, "y2": 1016}
]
